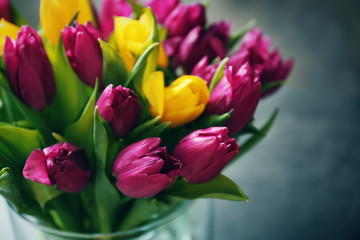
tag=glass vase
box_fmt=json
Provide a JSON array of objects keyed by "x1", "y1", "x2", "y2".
[{"x1": 7, "y1": 199, "x2": 213, "y2": 240}]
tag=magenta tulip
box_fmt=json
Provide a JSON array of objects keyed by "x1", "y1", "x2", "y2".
[
  {"x1": 23, "y1": 143, "x2": 91, "y2": 193},
  {"x1": 101, "y1": 0, "x2": 134, "y2": 37},
  {"x1": 173, "y1": 127, "x2": 238, "y2": 184},
  {"x1": 3, "y1": 26, "x2": 55, "y2": 111},
  {"x1": 167, "y1": 21, "x2": 231, "y2": 72},
  {"x1": 62, "y1": 22, "x2": 104, "y2": 88},
  {"x1": 96, "y1": 84, "x2": 142, "y2": 138},
  {"x1": 112, "y1": 138, "x2": 181, "y2": 198},
  {"x1": 205, "y1": 62, "x2": 262, "y2": 135},
  {"x1": 191, "y1": 56, "x2": 218, "y2": 84},
  {"x1": 145, "y1": 0, "x2": 179, "y2": 23},
  {"x1": 0, "y1": 0, "x2": 11, "y2": 22},
  {"x1": 163, "y1": 3, "x2": 205, "y2": 38},
  {"x1": 229, "y1": 27, "x2": 294, "y2": 96}
]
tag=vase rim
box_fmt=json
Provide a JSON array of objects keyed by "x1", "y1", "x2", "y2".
[{"x1": 7, "y1": 199, "x2": 193, "y2": 238}]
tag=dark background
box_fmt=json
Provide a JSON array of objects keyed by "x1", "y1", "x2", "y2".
[{"x1": 2, "y1": 0, "x2": 360, "y2": 239}]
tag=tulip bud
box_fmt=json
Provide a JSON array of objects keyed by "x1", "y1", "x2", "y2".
[
  {"x1": 173, "y1": 127, "x2": 238, "y2": 184},
  {"x1": 101, "y1": 0, "x2": 134, "y2": 37},
  {"x1": 0, "y1": 0, "x2": 12, "y2": 22},
  {"x1": 163, "y1": 3, "x2": 205, "y2": 38},
  {"x1": 206, "y1": 62, "x2": 262, "y2": 135},
  {"x1": 0, "y1": 18, "x2": 19, "y2": 55},
  {"x1": 112, "y1": 138, "x2": 181, "y2": 198},
  {"x1": 145, "y1": 0, "x2": 179, "y2": 23},
  {"x1": 143, "y1": 71, "x2": 209, "y2": 128},
  {"x1": 168, "y1": 21, "x2": 231, "y2": 72},
  {"x1": 229, "y1": 27, "x2": 294, "y2": 96},
  {"x1": 96, "y1": 84, "x2": 142, "y2": 138},
  {"x1": 23, "y1": 142, "x2": 91, "y2": 193},
  {"x1": 62, "y1": 22, "x2": 104, "y2": 88},
  {"x1": 3, "y1": 26, "x2": 55, "y2": 111},
  {"x1": 40, "y1": 0, "x2": 95, "y2": 46},
  {"x1": 114, "y1": 8, "x2": 154, "y2": 71}
]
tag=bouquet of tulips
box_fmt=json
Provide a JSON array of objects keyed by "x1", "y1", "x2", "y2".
[{"x1": 0, "y1": 0, "x2": 293, "y2": 234}]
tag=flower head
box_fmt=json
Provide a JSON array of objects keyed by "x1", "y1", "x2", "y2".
[
  {"x1": 173, "y1": 127, "x2": 238, "y2": 183},
  {"x1": 143, "y1": 71, "x2": 209, "y2": 128},
  {"x1": 0, "y1": 18, "x2": 19, "y2": 55},
  {"x1": 3, "y1": 26, "x2": 55, "y2": 111},
  {"x1": 96, "y1": 84, "x2": 142, "y2": 138},
  {"x1": 113, "y1": 138, "x2": 181, "y2": 198},
  {"x1": 62, "y1": 22, "x2": 104, "y2": 88},
  {"x1": 23, "y1": 143, "x2": 91, "y2": 193}
]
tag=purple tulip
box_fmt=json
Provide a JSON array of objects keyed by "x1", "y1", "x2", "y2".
[
  {"x1": 167, "y1": 21, "x2": 231, "y2": 72},
  {"x1": 23, "y1": 143, "x2": 91, "y2": 193},
  {"x1": 0, "y1": 0, "x2": 11, "y2": 22},
  {"x1": 3, "y1": 26, "x2": 55, "y2": 111},
  {"x1": 173, "y1": 127, "x2": 238, "y2": 184},
  {"x1": 96, "y1": 84, "x2": 142, "y2": 138},
  {"x1": 112, "y1": 138, "x2": 181, "y2": 198},
  {"x1": 229, "y1": 27, "x2": 294, "y2": 96},
  {"x1": 101, "y1": 0, "x2": 134, "y2": 37},
  {"x1": 145, "y1": 0, "x2": 179, "y2": 24},
  {"x1": 205, "y1": 62, "x2": 262, "y2": 135},
  {"x1": 62, "y1": 22, "x2": 104, "y2": 88},
  {"x1": 163, "y1": 3, "x2": 205, "y2": 38}
]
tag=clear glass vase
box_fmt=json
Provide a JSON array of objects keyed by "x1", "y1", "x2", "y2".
[{"x1": 7, "y1": 199, "x2": 213, "y2": 240}]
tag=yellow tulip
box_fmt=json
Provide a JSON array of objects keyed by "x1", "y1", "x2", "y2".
[
  {"x1": 40, "y1": 0, "x2": 94, "y2": 46},
  {"x1": 114, "y1": 8, "x2": 168, "y2": 71},
  {"x1": 143, "y1": 71, "x2": 209, "y2": 128},
  {"x1": 0, "y1": 18, "x2": 19, "y2": 55}
]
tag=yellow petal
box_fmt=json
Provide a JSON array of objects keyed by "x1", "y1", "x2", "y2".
[
  {"x1": 157, "y1": 41, "x2": 168, "y2": 68},
  {"x1": 40, "y1": 0, "x2": 94, "y2": 46},
  {"x1": 143, "y1": 71, "x2": 165, "y2": 118},
  {"x1": 0, "y1": 19, "x2": 20, "y2": 55}
]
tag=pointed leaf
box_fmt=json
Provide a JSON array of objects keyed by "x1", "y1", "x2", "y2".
[
  {"x1": 93, "y1": 108, "x2": 121, "y2": 232},
  {"x1": 209, "y1": 57, "x2": 229, "y2": 93},
  {"x1": 126, "y1": 0, "x2": 145, "y2": 18},
  {"x1": 231, "y1": 109, "x2": 279, "y2": 164},
  {"x1": 165, "y1": 174, "x2": 248, "y2": 201},
  {"x1": 196, "y1": 109, "x2": 233, "y2": 128},
  {"x1": 262, "y1": 80, "x2": 286, "y2": 93},
  {"x1": 64, "y1": 81, "x2": 98, "y2": 160},
  {"x1": 26, "y1": 180, "x2": 63, "y2": 209},
  {"x1": 0, "y1": 168, "x2": 26, "y2": 211},
  {"x1": 99, "y1": 39, "x2": 128, "y2": 87},
  {"x1": 126, "y1": 116, "x2": 160, "y2": 141}
]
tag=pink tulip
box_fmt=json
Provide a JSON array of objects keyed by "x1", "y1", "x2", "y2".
[
  {"x1": 113, "y1": 138, "x2": 181, "y2": 198},
  {"x1": 145, "y1": 0, "x2": 179, "y2": 23},
  {"x1": 96, "y1": 84, "x2": 142, "y2": 138},
  {"x1": 206, "y1": 62, "x2": 262, "y2": 135},
  {"x1": 23, "y1": 143, "x2": 91, "y2": 193},
  {"x1": 173, "y1": 127, "x2": 238, "y2": 184},
  {"x1": 62, "y1": 22, "x2": 105, "y2": 88},
  {"x1": 3, "y1": 26, "x2": 55, "y2": 111}
]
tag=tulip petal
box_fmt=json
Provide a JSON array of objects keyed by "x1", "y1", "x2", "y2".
[
  {"x1": 143, "y1": 71, "x2": 165, "y2": 118},
  {"x1": 23, "y1": 149, "x2": 51, "y2": 186}
]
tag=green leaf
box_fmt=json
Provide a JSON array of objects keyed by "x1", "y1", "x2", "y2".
[
  {"x1": 0, "y1": 124, "x2": 44, "y2": 171},
  {"x1": 26, "y1": 180, "x2": 63, "y2": 209},
  {"x1": 100, "y1": 39, "x2": 128, "y2": 87},
  {"x1": 10, "y1": 3, "x2": 29, "y2": 26},
  {"x1": 92, "y1": 108, "x2": 121, "y2": 233},
  {"x1": 232, "y1": 109, "x2": 279, "y2": 164},
  {"x1": 69, "y1": 11, "x2": 79, "y2": 27},
  {"x1": 0, "y1": 168, "x2": 26, "y2": 211},
  {"x1": 45, "y1": 39, "x2": 91, "y2": 131},
  {"x1": 165, "y1": 174, "x2": 248, "y2": 201},
  {"x1": 124, "y1": 42, "x2": 159, "y2": 89},
  {"x1": 127, "y1": 116, "x2": 160, "y2": 141},
  {"x1": 227, "y1": 19, "x2": 257, "y2": 50},
  {"x1": 64, "y1": 80, "x2": 98, "y2": 161},
  {"x1": 262, "y1": 80, "x2": 286, "y2": 93},
  {"x1": 209, "y1": 57, "x2": 229, "y2": 93},
  {"x1": 196, "y1": 109, "x2": 233, "y2": 128}
]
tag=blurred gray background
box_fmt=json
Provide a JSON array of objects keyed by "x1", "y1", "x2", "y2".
[{"x1": 1, "y1": 0, "x2": 360, "y2": 239}]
